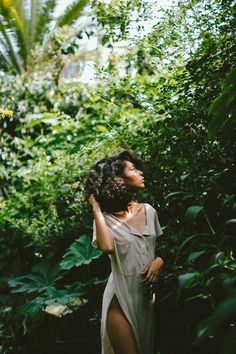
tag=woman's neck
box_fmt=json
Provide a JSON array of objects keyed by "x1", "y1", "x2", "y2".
[{"x1": 113, "y1": 199, "x2": 138, "y2": 216}]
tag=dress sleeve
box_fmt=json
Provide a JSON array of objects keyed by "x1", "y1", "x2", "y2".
[
  {"x1": 153, "y1": 209, "x2": 166, "y2": 260},
  {"x1": 154, "y1": 209, "x2": 163, "y2": 237}
]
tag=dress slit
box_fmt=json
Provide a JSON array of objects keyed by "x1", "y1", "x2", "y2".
[
  {"x1": 101, "y1": 275, "x2": 139, "y2": 354},
  {"x1": 101, "y1": 276, "x2": 116, "y2": 354},
  {"x1": 106, "y1": 293, "x2": 139, "y2": 354}
]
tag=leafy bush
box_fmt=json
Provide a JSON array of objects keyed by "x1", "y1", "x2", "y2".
[{"x1": 0, "y1": 0, "x2": 235, "y2": 353}]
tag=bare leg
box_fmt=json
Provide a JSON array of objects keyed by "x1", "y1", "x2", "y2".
[{"x1": 107, "y1": 294, "x2": 140, "y2": 354}]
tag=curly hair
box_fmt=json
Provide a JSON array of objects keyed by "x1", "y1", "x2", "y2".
[{"x1": 84, "y1": 150, "x2": 145, "y2": 212}]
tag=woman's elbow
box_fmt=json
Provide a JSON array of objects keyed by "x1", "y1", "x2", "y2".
[{"x1": 98, "y1": 243, "x2": 115, "y2": 254}]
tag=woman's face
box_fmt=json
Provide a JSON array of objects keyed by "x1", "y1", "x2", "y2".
[{"x1": 122, "y1": 160, "x2": 145, "y2": 188}]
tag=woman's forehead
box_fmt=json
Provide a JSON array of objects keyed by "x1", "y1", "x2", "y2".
[{"x1": 124, "y1": 160, "x2": 135, "y2": 167}]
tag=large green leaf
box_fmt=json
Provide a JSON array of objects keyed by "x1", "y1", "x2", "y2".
[
  {"x1": 195, "y1": 296, "x2": 236, "y2": 344},
  {"x1": 178, "y1": 272, "x2": 201, "y2": 288},
  {"x1": 175, "y1": 234, "x2": 208, "y2": 259},
  {"x1": 60, "y1": 234, "x2": 102, "y2": 270},
  {"x1": 8, "y1": 258, "x2": 63, "y2": 294},
  {"x1": 186, "y1": 250, "x2": 206, "y2": 263},
  {"x1": 208, "y1": 68, "x2": 236, "y2": 142},
  {"x1": 184, "y1": 205, "x2": 204, "y2": 223},
  {"x1": 176, "y1": 272, "x2": 202, "y2": 303},
  {"x1": 165, "y1": 191, "x2": 195, "y2": 199},
  {"x1": 21, "y1": 285, "x2": 88, "y2": 317}
]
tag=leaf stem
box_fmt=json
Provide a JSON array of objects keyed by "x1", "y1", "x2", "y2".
[{"x1": 202, "y1": 209, "x2": 215, "y2": 235}]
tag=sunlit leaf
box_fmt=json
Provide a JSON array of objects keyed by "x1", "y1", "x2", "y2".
[{"x1": 60, "y1": 235, "x2": 102, "y2": 270}]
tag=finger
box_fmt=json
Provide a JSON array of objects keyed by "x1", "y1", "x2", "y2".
[
  {"x1": 140, "y1": 275, "x2": 149, "y2": 283},
  {"x1": 140, "y1": 272, "x2": 152, "y2": 284},
  {"x1": 140, "y1": 265, "x2": 149, "y2": 274},
  {"x1": 147, "y1": 273, "x2": 158, "y2": 285},
  {"x1": 146, "y1": 275, "x2": 155, "y2": 286},
  {"x1": 151, "y1": 277, "x2": 157, "y2": 284}
]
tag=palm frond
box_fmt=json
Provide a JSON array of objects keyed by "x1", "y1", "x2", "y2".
[
  {"x1": 0, "y1": 19, "x2": 22, "y2": 72},
  {"x1": 0, "y1": 0, "x2": 27, "y2": 67},
  {"x1": 33, "y1": 0, "x2": 57, "y2": 44},
  {"x1": 12, "y1": 0, "x2": 23, "y2": 15},
  {"x1": 0, "y1": 0, "x2": 90, "y2": 72},
  {"x1": 0, "y1": 43, "x2": 11, "y2": 70},
  {"x1": 27, "y1": 0, "x2": 40, "y2": 52},
  {"x1": 57, "y1": 0, "x2": 89, "y2": 27}
]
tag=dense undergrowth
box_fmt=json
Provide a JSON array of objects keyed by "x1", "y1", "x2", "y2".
[{"x1": 0, "y1": 0, "x2": 235, "y2": 353}]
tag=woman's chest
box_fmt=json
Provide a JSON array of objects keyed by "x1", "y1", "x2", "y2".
[{"x1": 113, "y1": 235, "x2": 156, "y2": 276}]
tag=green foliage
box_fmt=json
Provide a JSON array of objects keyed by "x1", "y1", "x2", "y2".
[
  {"x1": 0, "y1": 0, "x2": 89, "y2": 73},
  {"x1": 7, "y1": 256, "x2": 106, "y2": 318},
  {"x1": 0, "y1": 0, "x2": 235, "y2": 353},
  {"x1": 196, "y1": 295, "x2": 236, "y2": 345},
  {"x1": 8, "y1": 258, "x2": 63, "y2": 294},
  {"x1": 92, "y1": 0, "x2": 148, "y2": 44},
  {"x1": 184, "y1": 205, "x2": 204, "y2": 224},
  {"x1": 60, "y1": 235, "x2": 102, "y2": 269},
  {"x1": 208, "y1": 68, "x2": 236, "y2": 146},
  {"x1": 57, "y1": 0, "x2": 89, "y2": 27}
]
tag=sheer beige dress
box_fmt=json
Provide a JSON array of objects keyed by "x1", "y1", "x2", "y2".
[{"x1": 92, "y1": 202, "x2": 163, "y2": 354}]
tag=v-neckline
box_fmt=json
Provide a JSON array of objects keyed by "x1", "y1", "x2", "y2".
[{"x1": 108, "y1": 203, "x2": 148, "y2": 235}]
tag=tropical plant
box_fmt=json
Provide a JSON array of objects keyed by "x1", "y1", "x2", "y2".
[
  {"x1": 208, "y1": 68, "x2": 236, "y2": 147},
  {"x1": 60, "y1": 235, "x2": 102, "y2": 270},
  {"x1": 0, "y1": 0, "x2": 89, "y2": 73},
  {"x1": 7, "y1": 248, "x2": 105, "y2": 317},
  {"x1": 0, "y1": 0, "x2": 235, "y2": 353}
]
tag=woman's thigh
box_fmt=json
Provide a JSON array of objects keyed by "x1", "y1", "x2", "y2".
[{"x1": 107, "y1": 294, "x2": 140, "y2": 354}]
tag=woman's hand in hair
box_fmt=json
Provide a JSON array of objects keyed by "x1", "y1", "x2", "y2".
[
  {"x1": 88, "y1": 194, "x2": 101, "y2": 212},
  {"x1": 89, "y1": 194, "x2": 114, "y2": 253}
]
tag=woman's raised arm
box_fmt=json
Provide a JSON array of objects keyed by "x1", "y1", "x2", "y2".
[{"x1": 89, "y1": 194, "x2": 115, "y2": 254}]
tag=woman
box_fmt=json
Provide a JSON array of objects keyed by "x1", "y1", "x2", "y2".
[{"x1": 85, "y1": 150, "x2": 164, "y2": 354}]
